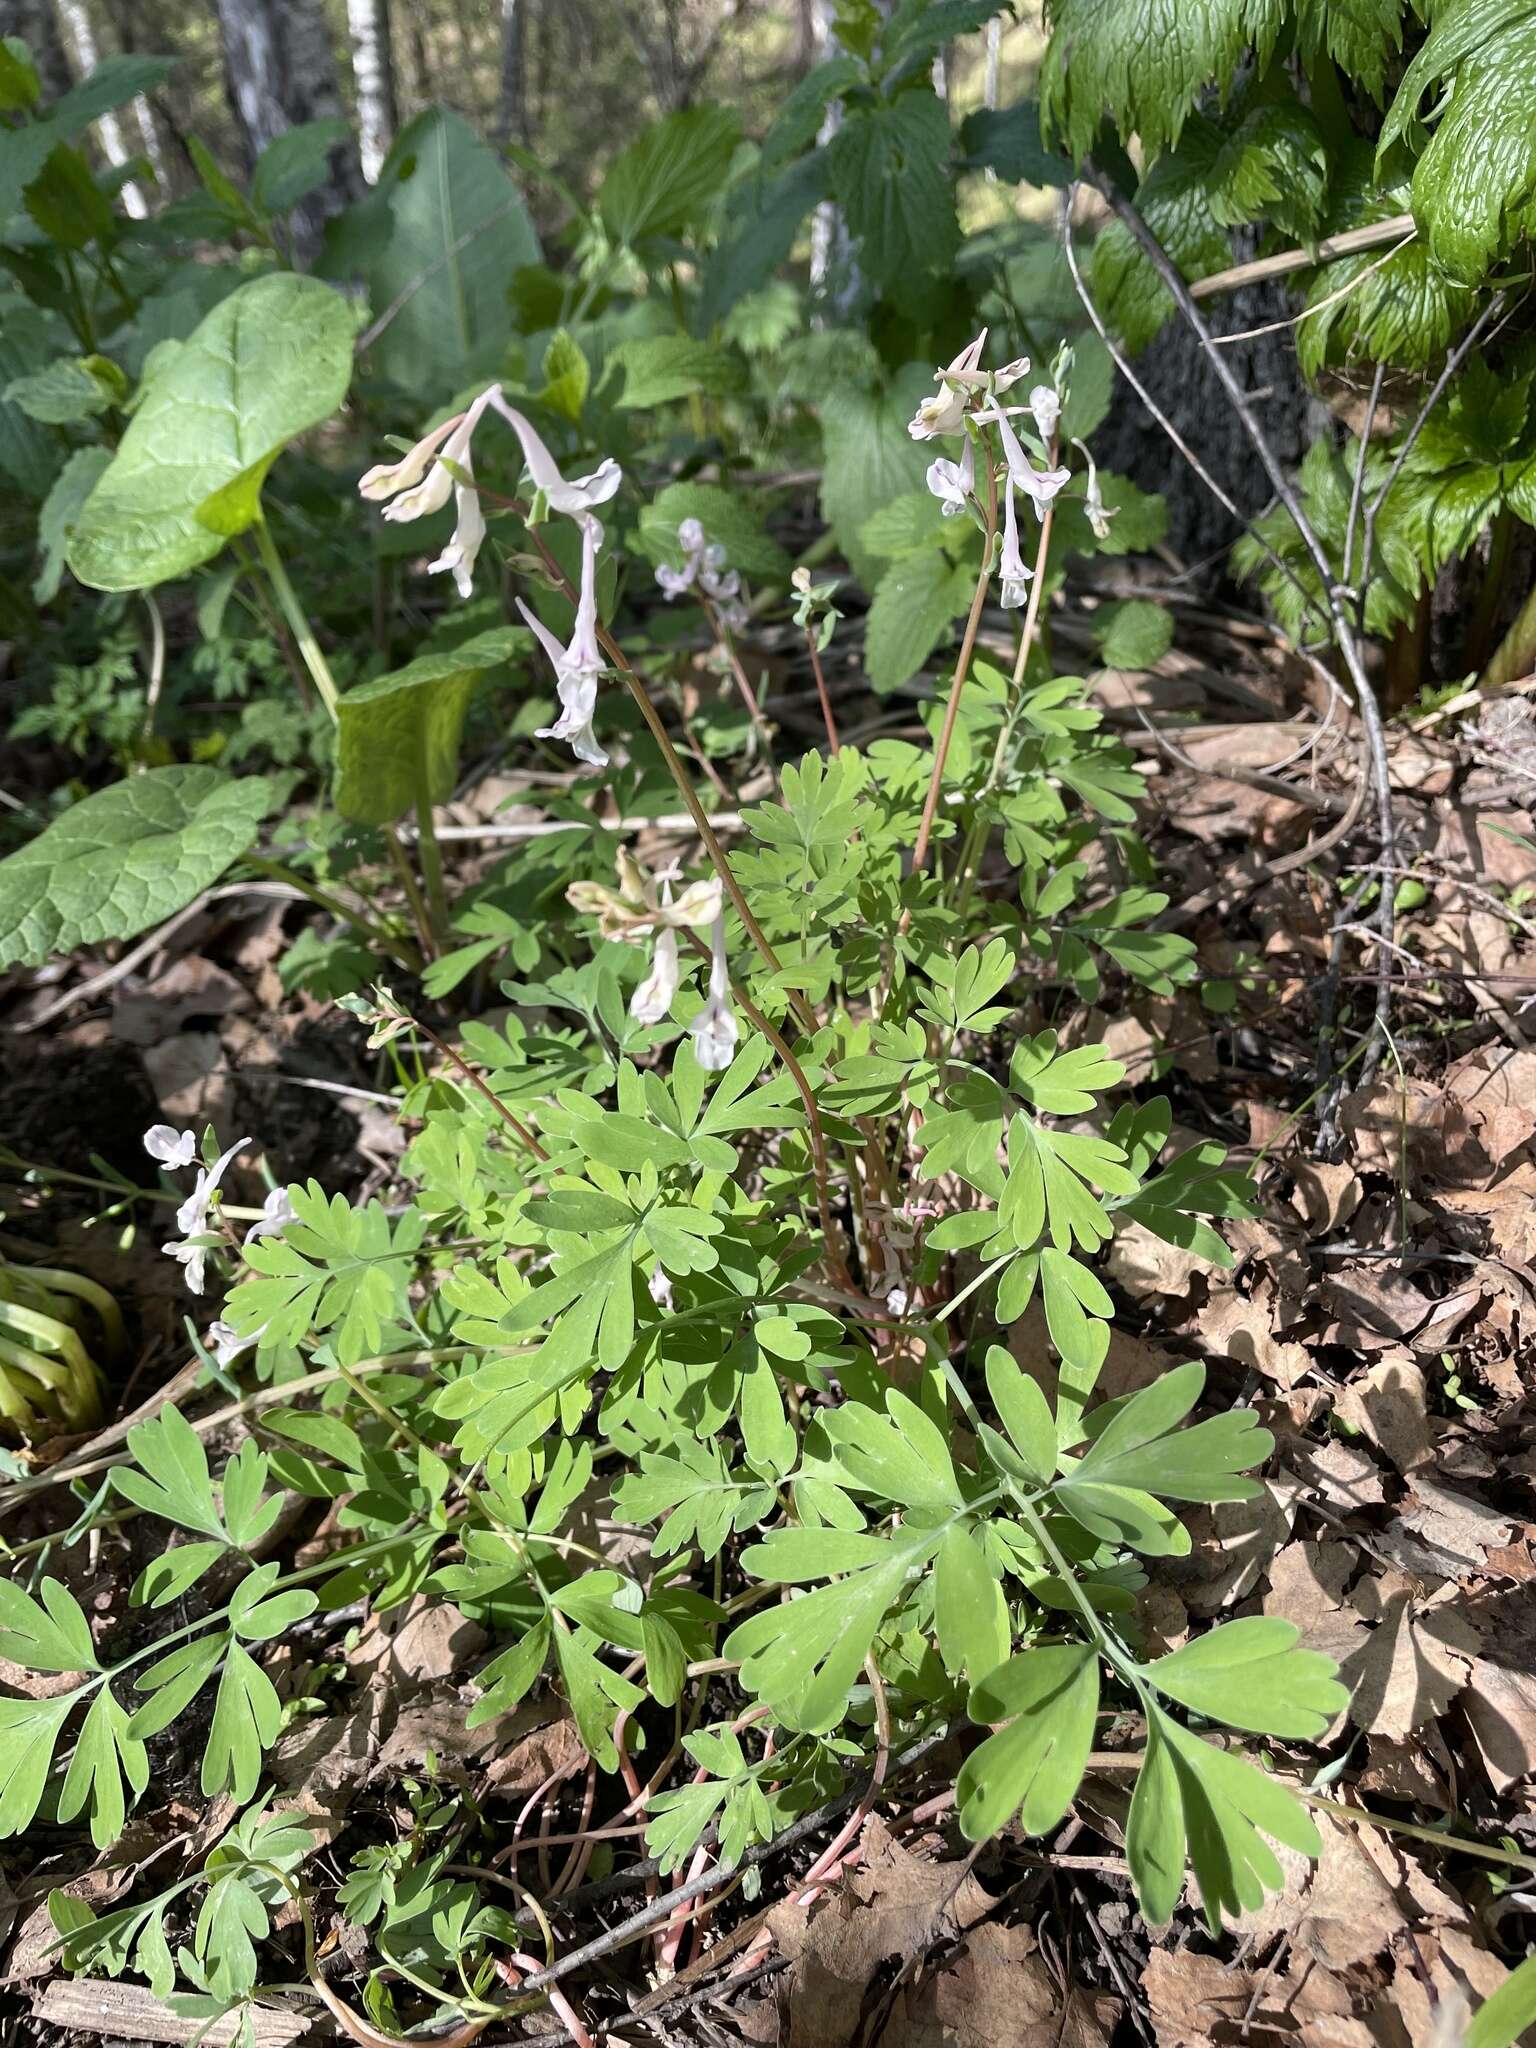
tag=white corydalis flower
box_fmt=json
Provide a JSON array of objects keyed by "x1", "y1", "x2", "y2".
[
  {"x1": 908, "y1": 328, "x2": 988, "y2": 440},
  {"x1": 998, "y1": 476, "x2": 1033, "y2": 610},
  {"x1": 520, "y1": 514, "x2": 608, "y2": 768},
  {"x1": 657, "y1": 520, "x2": 748, "y2": 630},
  {"x1": 1028, "y1": 384, "x2": 1062, "y2": 443},
  {"x1": 206, "y1": 1318, "x2": 263, "y2": 1368},
  {"x1": 486, "y1": 391, "x2": 622, "y2": 520},
  {"x1": 688, "y1": 913, "x2": 739, "y2": 1072},
  {"x1": 631, "y1": 879, "x2": 682, "y2": 1026},
  {"x1": 144, "y1": 1124, "x2": 196, "y2": 1170},
  {"x1": 926, "y1": 435, "x2": 975, "y2": 518},
  {"x1": 245, "y1": 1186, "x2": 296, "y2": 1246},
  {"x1": 1074, "y1": 438, "x2": 1117, "y2": 540},
  {"x1": 174, "y1": 1135, "x2": 250, "y2": 1239},
  {"x1": 983, "y1": 406, "x2": 1071, "y2": 520},
  {"x1": 358, "y1": 411, "x2": 464, "y2": 513}
]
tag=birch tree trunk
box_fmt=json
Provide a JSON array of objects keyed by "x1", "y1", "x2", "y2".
[
  {"x1": 494, "y1": 0, "x2": 523, "y2": 148},
  {"x1": 0, "y1": 0, "x2": 71, "y2": 101},
  {"x1": 345, "y1": 0, "x2": 396, "y2": 182},
  {"x1": 214, "y1": 0, "x2": 360, "y2": 250},
  {"x1": 52, "y1": 0, "x2": 148, "y2": 214}
]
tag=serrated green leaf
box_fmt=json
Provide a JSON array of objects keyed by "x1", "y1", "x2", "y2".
[
  {"x1": 1041, "y1": 0, "x2": 1284, "y2": 158},
  {"x1": 866, "y1": 547, "x2": 977, "y2": 694},
  {"x1": 639, "y1": 480, "x2": 789, "y2": 582},
  {"x1": 1096, "y1": 598, "x2": 1174, "y2": 670},
  {"x1": 600, "y1": 104, "x2": 741, "y2": 244},
  {"x1": 826, "y1": 90, "x2": 958, "y2": 294},
  {"x1": 251, "y1": 117, "x2": 349, "y2": 214},
  {"x1": 608, "y1": 335, "x2": 742, "y2": 411}
]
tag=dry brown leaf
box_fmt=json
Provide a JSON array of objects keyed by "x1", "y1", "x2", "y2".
[
  {"x1": 1230, "y1": 1811, "x2": 1406, "y2": 1969},
  {"x1": 1358, "y1": 1732, "x2": 1453, "y2": 1811},
  {"x1": 111, "y1": 956, "x2": 249, "y2": 1048},
  {"x1": 348, "y1": 1596, "x2": 486, "y2": 1693},
  {"x1": 1461, "y1": 1659, "x2": 1536, "y2": 1793},
  {"x1": 765, "y1": 1818, "x2": 1115, "y2": 2048},
  {"x1": 1441, "y1": 1163, "x2": 1536, "y2": 1269},
  {"x1": 1290, "y1": 1161, "x2": 1364, "y2": 1233},
  {"x1": 266, "y1": 1696, "x2": 382, "y2": 1845},
  {"x1": 1175, "y1": 1479, "x2": 1298, "y2": 1616},
  {"x1": 1104, "y1": 1220, "x2": 1205, "y2": 1301},
  {"x1": 1387, "y1": 1927, "x2": 1515, "y2": 2048},
  {"x1": 483, "y1": 1714, "x2": 586, "y2": 1796},
  {"x1": 1394, "y1": 1478, "x2": 1513, "y2": 1570},
  {"x1": 1342, "y1": 1579, "x2": 1478, "y2": 1739},
  {"x1": 1318, "y1": 1268, "x2": 1434, "y2": 1350},
  {"x1": 1333, "y1": 1357, "x2": 1433, "y2": 1474},
  {"x1": 1289, "y1": 1436, "x2": 1388, "y2": 1510},
  {"x1": 1199, "y1": 1285, "x2": 1311, "y2": 1389},
  {"x1": 1142, "y1": 1947, "x2": 1379, "y2": 2048}
]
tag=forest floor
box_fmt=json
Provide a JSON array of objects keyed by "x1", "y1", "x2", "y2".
[{"x1": 3, "y1": 582, "x2": 1536, "y2": 2047}]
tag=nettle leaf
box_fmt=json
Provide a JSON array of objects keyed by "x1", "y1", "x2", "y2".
[
  {"x1": 251, "y1": 116, "x2": 350, "y2": 215},
  {"x1": 334, "y1": 629, "x2": 520, "y2": 826},
  {"x1": 729, "y1": 1522, "x2": 940, "y2": 1731},
  {"x1": 4, "y1": 354, "x2": 120, "y2": 425},
  {"x1": 959, "y1": 99, "x2": 1073, "y2": 186},
  {"x1": 826, "y1": 90, "x2": 958, "y2": 296},
  {"x1": 0, "y1": 1576, "x2": 99, "y2": 1672},
  {"x1": 600, "y1": 104, "x2": 742, "y2": 244},
  {"x1": 1128, "y1": 1702, "x2": 1321, "y2": 1929},
  {"x1": 1403, "y1": 4, "x2": 1536, "y2": 284},
  {"x1": 1095, "y1": 598, "x2": 1174, "y2": 671},
  {"x1": 957, "y1": 1646, "x2": 1099, "y2": 1838},
  {"x1": 1143, "y1": 1617, "x2": 1347, "y2": 1738},
  {"x1": 68, "y1": 273, "x2": 353, "y2": 590},
  {"x1": 0, "y1": 766, "x2": 269, "y2": 972},
  {"x1": 819, "y1": 364, "x2": 935, "y2": 587},
  {"x1": 1091, "y1": 136, "x2": 1233, "y2": 355},
  {"x1": 0, "y1": 1694, "x2": 77, "y2": 1836},
  {"x1": 607, "y1": 336, "x2": 743, "y2": 410},
  {"x1": 1041, "y1": 0, "x2": 1284, "y2": 159},
  {"x1": 866, "y1": 548, "x2": 978, "y2": 694},
  {"x1": 1296, "y1": 0, "x2": 1408, "y2": 100}
]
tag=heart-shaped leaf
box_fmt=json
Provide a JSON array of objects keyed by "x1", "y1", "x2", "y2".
[
  {"x1": 68, "y1": 272, "x2": 353, "y2": 591},
  {"x1": 333, "y1": 628, "x2": 521, "y2": 825},
  {"x1": 0, "y1": 766, "x2": 270, "y2": 969}
]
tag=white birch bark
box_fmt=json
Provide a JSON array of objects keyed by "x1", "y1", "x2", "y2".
[
  {"x1": 345, "y1": 0, "x2": 395, "y2": 182},
  {"x1": 52, "y1": 0, "x2": 147, "y2": 215}
]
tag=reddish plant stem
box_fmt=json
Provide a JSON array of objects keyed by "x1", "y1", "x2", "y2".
[{"x1": 806, "y1": 625, "x2": 842, "y2": 753}]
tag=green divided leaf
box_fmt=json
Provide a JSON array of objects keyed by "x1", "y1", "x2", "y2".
[
  {"x1": 1143, "y1": 1616, "x2": 1347, "y2": 1738},
  {"x1": 68, "y1": 273, "x2": 354, "y2": 590},
  {"x1": 334, "y1": 628, "x2": 520, "y2": 825},
  {"x1": 0, "y1": 1693, "x2": 76, "y2": 1836},
  {"x1": 0, "y1": 1576, "x2": 98, "y2": 1672},
  {"x1": 0, "y1": 765, "x2": 269, "y2": 971},
  {"x1": 957, "y1": 1646, "x2": 1099, "y2": 1838},
  {"x1": 114, "y1": 1405, "x2": 228, "y2": 1541},
  {"x1": 57, "y1": 1685, "x2": 149, "y2": 1849},
  {"x1": 1127, "y1": 1703, "x2": 1321, "y2": 1929},
  {"x1": 935, "y1": 1524, "x2": 1011, "y2": 1686},
  {"x1": 202, "y1": 1644, "x2": 282, "y2": 1803}
]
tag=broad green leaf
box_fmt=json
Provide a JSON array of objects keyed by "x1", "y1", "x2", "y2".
[
  {"x1": 935, "y1": 1525, "x2": 1011, "y2": 1686},
  {"x1": 959, "y1": 99, "x2": 1073, "y2": 186},
  {"x1": 334, "y1": 629, "x2": 520, "y2": 825},
  {"x1": 1073, "y1": 1361, "x2": 1272, "y2": 1500},
  {"x1": 866, "y1": 547, "x2": 977, "y2": 694},
  {"x1": 343, "y1": 108, "x2": 539, "y2": 397},
  {"x1": 1143, "y1": 1617, "x2": 1347, "y2": 1738},
  {"x1": 3, "y1": 355, "x2": 118, "y2": 424},
  {"x1": 600, "y1": 104, "x2": 741, "y2": 244},
  {"x1": 0, "y1": 1576, "x2": 98, "y2": 1672},
  {"x1": 1466, "y1": 1952, "x2": 1536, "y2": 2048},
  {"x1": 819, "y1": 365, "x2": 935, "y2": 587},
  {"x1": 201, "y1": 1643, "x2": 283, "y2": 1803},
  {"x1": 639, "y1": 481, "x2": 790, "y2": 582},
  {"x1": 0, "y1": 1694, "x2": 76, "y2": 1836},
  {"x1": 57, "y1": 1684, "x2": 148, "y2": 1848},
  {"x1": 607, "y1": 336, "x2": 742, "y2": 411},
  {"x1": 0, "y1": 299, "x2": 66, "y2": 498},
  {"x1": 68, "y1": 273, "x2": 353, "y2": 590},
  {"x1": 698, "y1": 151, "x2": 830, "y2": 330},
  {"x1": 33, "y1": 445, "x2": 110, "y2": 604},
  {"x1": 1096, "y1": 598, "x2": 1174, "y2": 670},
  {"x1": 0, "y1": 55, "x2": 173, "y2": 220},
  {"x1": 957, "y1": 1646, "x2": 1099, "y2": 1838},
  {"x1": 1398, "y1": 3, "x2": 1536, "y2": 282},
  {"x1": 251, "y1": 117, "x2": 350, "y2": 214}
]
